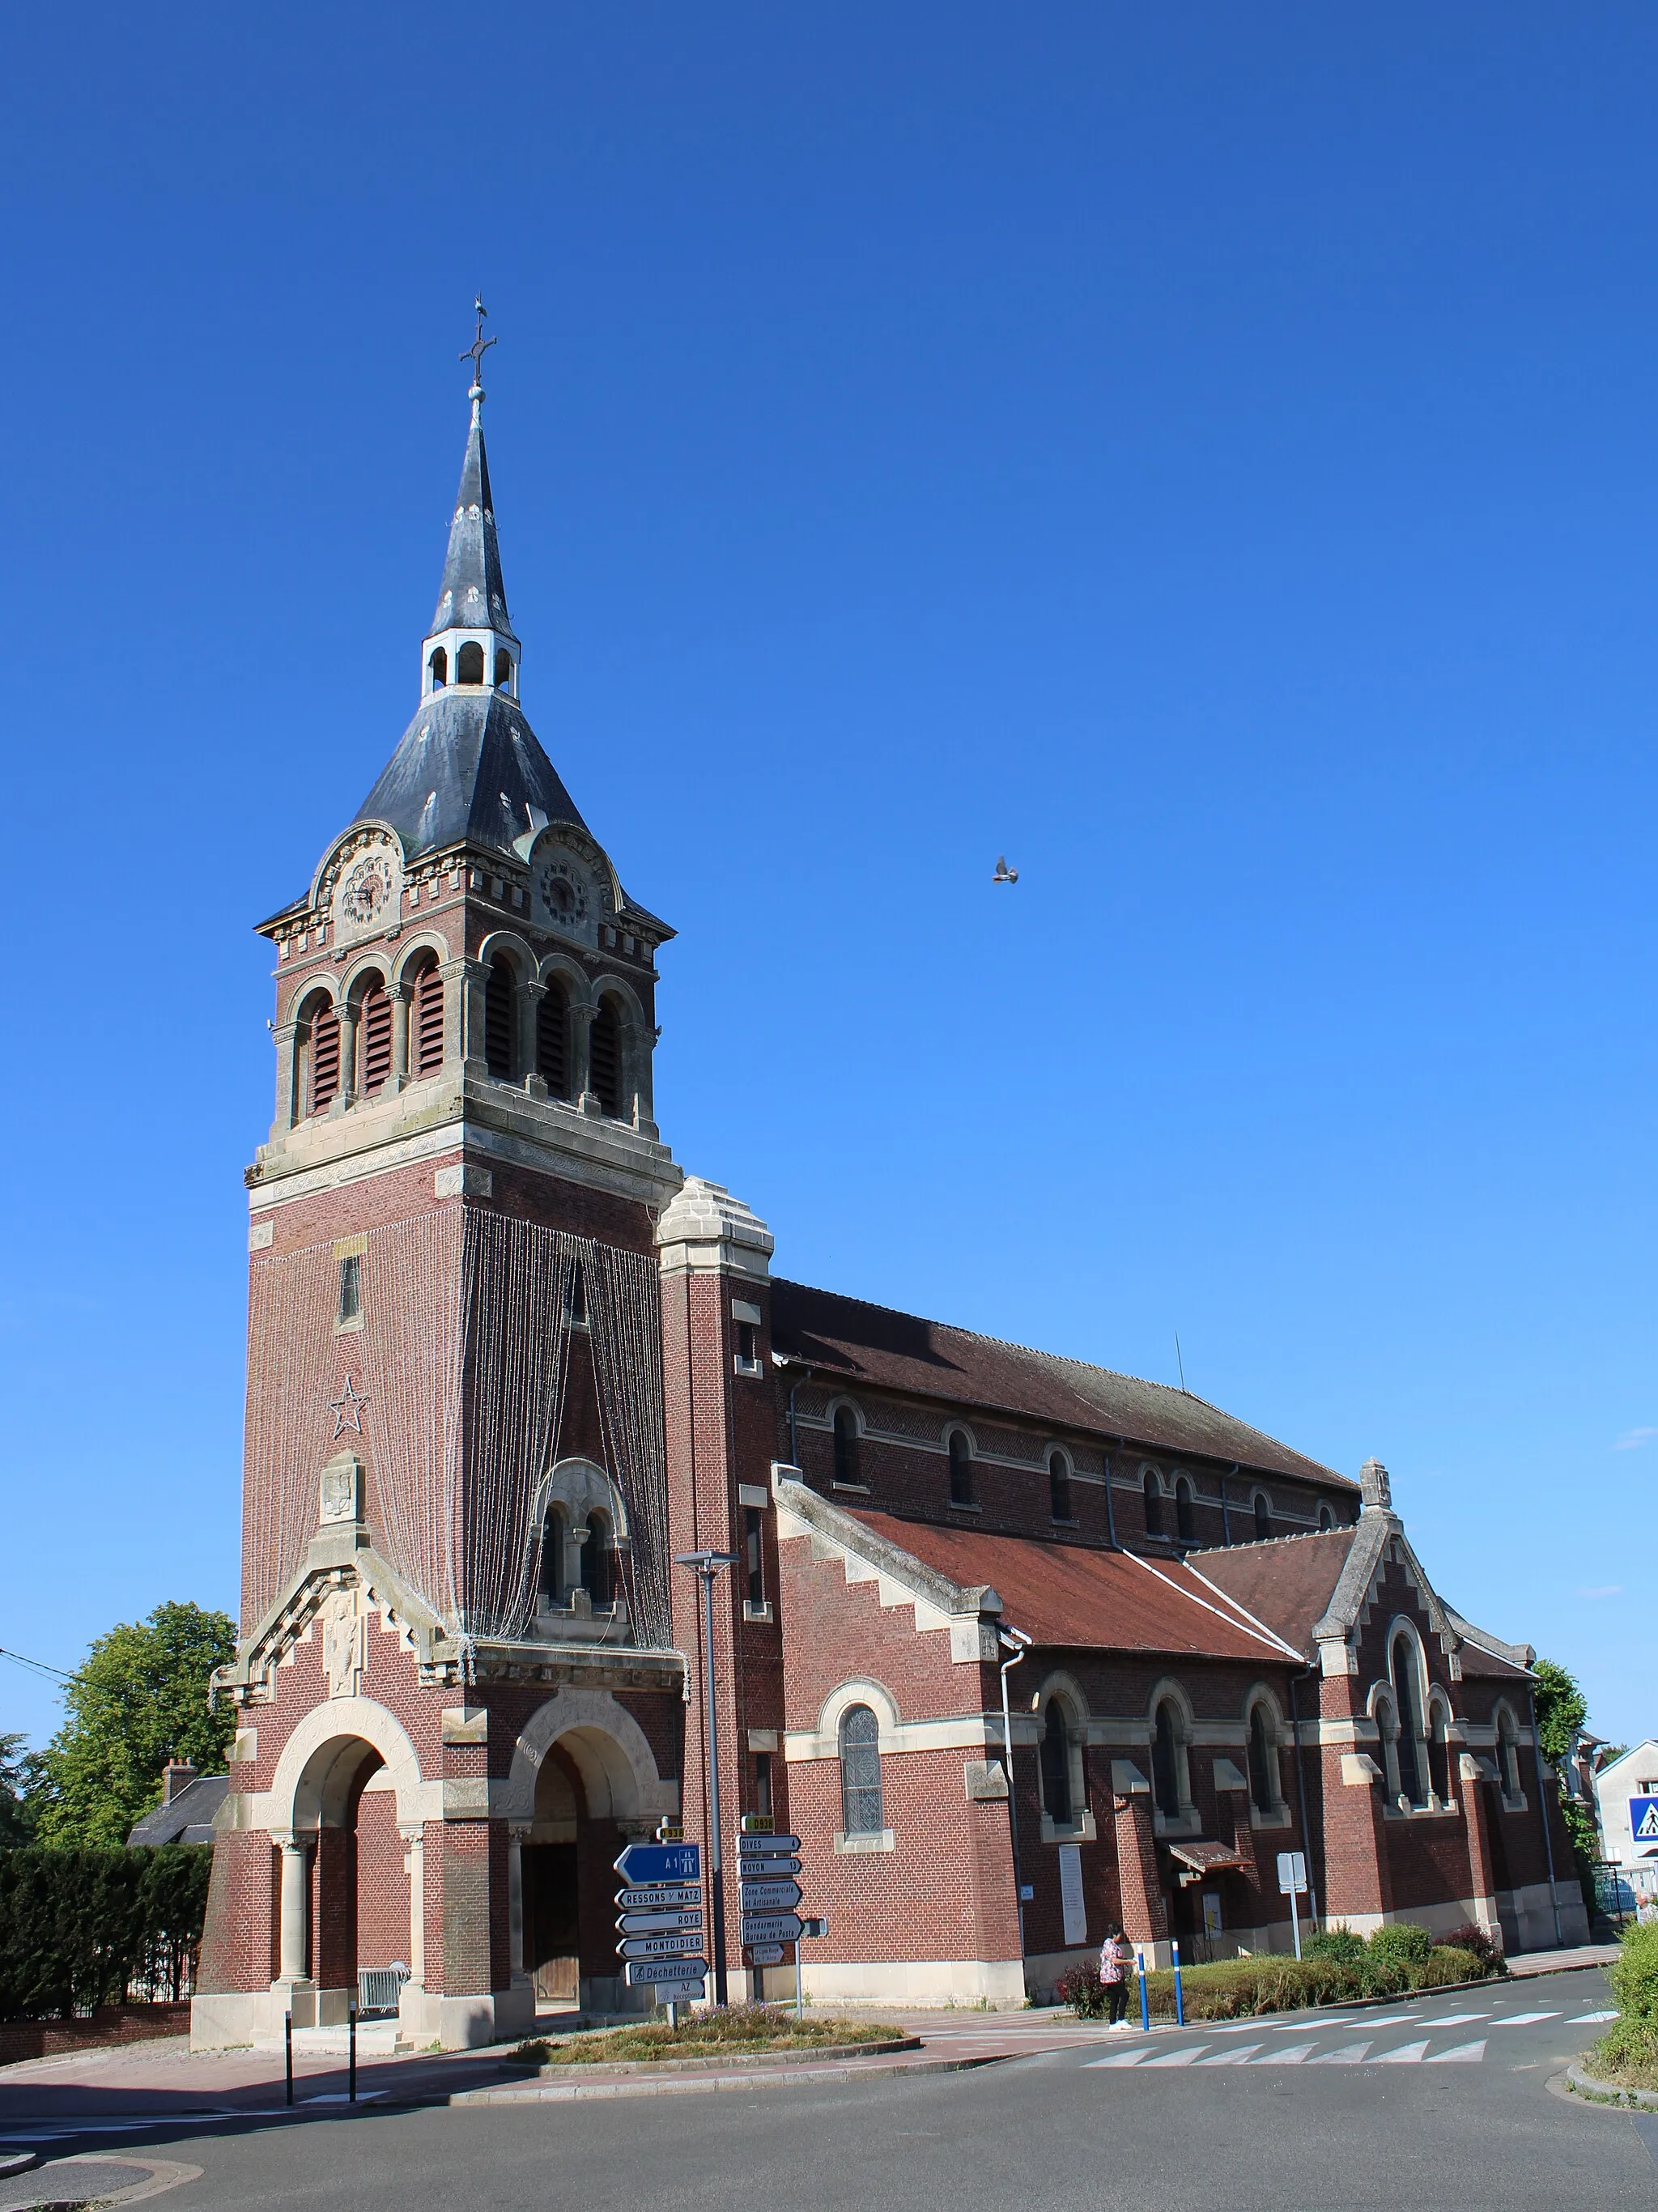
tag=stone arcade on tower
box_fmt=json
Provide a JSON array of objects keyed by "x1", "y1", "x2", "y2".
[{"x1": 193, "y1": 355, "x2": 1587, "y2": 2049}]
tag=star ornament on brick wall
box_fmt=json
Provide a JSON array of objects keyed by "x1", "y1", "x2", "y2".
[{"x1": 328, "y1": 1375, "x2": 369, "y2": 1439}]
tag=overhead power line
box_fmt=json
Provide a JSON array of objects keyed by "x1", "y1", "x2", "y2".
[{"x1": 0, "y1": 1644, "x2": 73, "y2": 1682}]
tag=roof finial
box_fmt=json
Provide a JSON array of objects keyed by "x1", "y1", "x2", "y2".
[{"x1": 461, "y1": 296, "x2": 496, "y2": 421}]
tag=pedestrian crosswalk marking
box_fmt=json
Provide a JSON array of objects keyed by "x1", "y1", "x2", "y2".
[
  {"x1": 1082, "y1": 2048, "x2": 1153, "y2": 2069},
  {"x1": 1369, "y1": 2040, "x2": 1429, "y2": 2064},
  {"x1": 1494, "y1": 2011, "x2": 1558, "y2": 2027},
  {"x1": 1248, "y1": 2043, "x2": 1314, "y2": 2064},
  {"x1": 1424, "y1": 2040, "x2": 1486, "y2": 2064},
  {"x1": 1420, "y1": 2013, "x2": 1489, "y2": 2026},
  {"x1": 1140, "y1": 2046, "x2": 1208, "y2": 2067},
  {"x1": 1306, "y1": 2042, "x2": 1371, "y2": 2064},
  {"x1": 1194, "y1": 2044, "x2": 1262, "y2": 2065},
  {"x1": 1570, "y1": 2010, "x2": 1617, "y2": 2024}
]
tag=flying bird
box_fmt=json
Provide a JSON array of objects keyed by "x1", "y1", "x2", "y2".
[{"x1": 992, "y1": 856, "x2": 1019, "y2": 885}]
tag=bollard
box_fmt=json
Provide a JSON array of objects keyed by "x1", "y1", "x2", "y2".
[
  {"x1": 285, "y1": 2011, "x2": 294, "y2": 2107},
  {"x1": 1137, "y1": 1948, "x2": 1150, "y2": 2032},
  {"x1": 1171, "y1": 1942, "x2": 1184, "y2": 2027},
  {"x1": 348, "y1": 2003, "x2": 357, "y2": 2104}
]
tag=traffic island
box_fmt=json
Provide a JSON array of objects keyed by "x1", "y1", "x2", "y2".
[{"x1": 507, "y1": 2007, "x2": 912, "y2": 2070}]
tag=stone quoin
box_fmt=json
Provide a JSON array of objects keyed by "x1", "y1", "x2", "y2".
[{"x1": 191, "y1": 350, "x2": 1588, "y2": 2049}]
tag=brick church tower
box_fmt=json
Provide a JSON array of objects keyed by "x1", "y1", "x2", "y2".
[{"x1": 194, "y1": 335, "x2": 703, "y2": 2048}]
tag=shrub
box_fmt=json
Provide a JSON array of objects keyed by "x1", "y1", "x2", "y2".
[
  {"x1": 0, "y1": 1847, "x2": 211, "y2": 2019},
  {"x1": 1443, "y1": 1922, "x2": 1507, "y2": 1973},
  {"x1": 1364, "y1": 1922, "x2": 1434, "y2": 1970},
  {"x1": 1304, "y1": 1925, "x2": 1366, "y2": 1965},
  {"x1": 1055, "y1": 1961, "x2": 1107, "y2": 2019},
  {"x1": 1609, "y1": 1921, "x2": 1658, "y2": 2023}
]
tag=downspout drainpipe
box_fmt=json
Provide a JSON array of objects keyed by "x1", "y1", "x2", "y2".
[
  {"x1": 1528, "y1": 1689, "x2": 1565, "y2": 1949},
  {"x1": 774, "y1": 1355, "x2": 813, "y2": 1471},
  {"x1": 1289, "y1": 1658, "x2": 1321, "y2": 1933},
  {"x1": 1221, "y1": 1465, "x2": 1238, "y2": 1548},
  {"x1": 1104, "y1": 1439, "x2": 1123, "y2": 1549},
  {"x1": 999, "y1": 1628, "x2": 1032, "y2": 1969}
]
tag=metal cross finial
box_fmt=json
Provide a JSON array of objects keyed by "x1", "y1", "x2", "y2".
[{"x1": 461, "y1": 296, "x2": 496, "y2": 393}]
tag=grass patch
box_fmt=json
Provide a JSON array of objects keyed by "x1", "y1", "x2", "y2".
[
  {"x1": 1578, "y1": 1921, "x2": 1658, "y2": 2094},
  {"x1": 512, "y1": 2004, "x2": 905, "y2": 2067}
]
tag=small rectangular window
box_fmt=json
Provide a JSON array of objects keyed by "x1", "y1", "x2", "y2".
[
  {"x1": 338, "y1": 1254, "x2": 361, "y2": 1325},
  {"x1": 745, "y1": 1505, "x2": 764, "y2": 1605},
  {"x1": 755, "y1": 1750, "x2": 773, "y2": 1820}
]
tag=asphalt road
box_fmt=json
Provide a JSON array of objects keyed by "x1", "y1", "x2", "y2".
[{"x1": 3, "y1": 1967, "x2": 1653, "y2": 2212}]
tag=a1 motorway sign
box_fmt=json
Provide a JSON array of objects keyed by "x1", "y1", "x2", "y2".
[
  {"x1": 614, "y1": 1841, "x2": 702, "y2": 1887},
  {"x1": 619, "y1": 1930, "x2": 706, "y2": 1959},
  {"x1": 740, "y1": 1912, "x2": 804, "y2": 1946},
  {"x1": 615, "y1": 1883, "x2": 703, "y2": 1912},
  {"x1": 737, "y1": 1879, "x2": 801, "y2": 1912},
  {"x1": 617, "y1": 1909, "x2": 704, "y2": 1934}
]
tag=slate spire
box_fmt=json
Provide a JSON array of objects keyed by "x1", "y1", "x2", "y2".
[{"x1": 426, "y1": 303, "x2": 519, "y2": 657}]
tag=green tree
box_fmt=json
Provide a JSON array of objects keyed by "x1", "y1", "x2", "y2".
[
  {"x1": 32, "y1": 1603, "x2": 236, "y2": 1849},
  {"x1": 0, "y1": 1733, "x2": 41, "y2": 1847},
  {"x1": 1531, "y1": 1657, "x2": 1588, "y2": 1765}
]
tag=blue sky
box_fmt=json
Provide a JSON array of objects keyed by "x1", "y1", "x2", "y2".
[{"x1": 1, "y1": 4, "x2": 1653, "y2": 1750}]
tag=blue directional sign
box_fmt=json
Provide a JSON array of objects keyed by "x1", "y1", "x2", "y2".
[
  {"x1": 1632, "y1": 1797, "x2": 1658, "y2": 1844},
  {"x1": 614, "y1": 1841, "x2": 703, "y2": 1887}
]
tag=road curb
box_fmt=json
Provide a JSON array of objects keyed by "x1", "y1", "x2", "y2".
[
  {"x1": 0, "y1": 2150, "x2": 40, "y2": 2178},
  {"x1": 506, "y1": 2035, "x2": 920, "y2": 2078},
  {"x1": 449, "y1": 2051, "x2": 1011, "y2": 2103},
  {"x1": 1565, "y1": 2062, "x2": 1658, "y2": 2110}
]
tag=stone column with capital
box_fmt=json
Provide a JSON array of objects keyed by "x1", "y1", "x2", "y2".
[
  {"x1": 622, "y1": 1019, "x2": 658, "y2": 1138},
  {"x1": 334, "y1": 1002, "x2": 359, "y2": 1112},
  {"x1": 454, "y1": 958, "x2": 490, "y2": 1074},
  {"x1": 274, "y1": 1838, "x2": 312, "y2": 1989},
  {"x1": 270, "y1": 1020, "x2": 300, "y2": 1138},
  {"x1": 569, "y1": 1002, "x2": 597, "y2": 1114},
  {"x1": 508, "y1": 1825, "x2": 532, "y2": 1987},
  {"x1": 387, "y1": 981, "x2": 411, "y2": 1094}
]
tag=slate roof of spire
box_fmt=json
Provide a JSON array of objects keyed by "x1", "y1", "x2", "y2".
[
  {"x1": 429, "y1": 412, "x2": 518, "y2": 645},
  {"x1": 352, "y1": 689, "x2": 590, "y2": 860}
]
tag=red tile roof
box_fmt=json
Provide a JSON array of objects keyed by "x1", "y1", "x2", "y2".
[
  {"x1": 772, "y1": 1280, "x2": 1351, "y2": 1491},
  {"x1": 849, "y1": 1511, "x2": 1301, "y2": 1663},
  {"x1": 1188, "y1": 1531, "x2": 1358, "y2": 1658}
]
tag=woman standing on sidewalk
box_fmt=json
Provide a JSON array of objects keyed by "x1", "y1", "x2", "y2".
[{"x1": 1099, "y1": 1925, "x2": 1135, "y2": 2028}]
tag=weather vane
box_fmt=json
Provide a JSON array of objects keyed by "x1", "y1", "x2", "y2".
[{"x1": 461, "y1": 296, "x2": 496, "y2": 402}]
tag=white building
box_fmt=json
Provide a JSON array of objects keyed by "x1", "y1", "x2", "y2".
[{"x1": 1594, "y1": 1740, "x2": 1658, "y2": 1906}]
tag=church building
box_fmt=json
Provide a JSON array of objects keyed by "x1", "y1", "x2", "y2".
[{"x1": 192, "y1": 347, "x2": 1588, "y2": 2049}]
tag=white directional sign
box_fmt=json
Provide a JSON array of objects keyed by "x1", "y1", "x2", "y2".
[
  {"x1": 625, "y1": 1958, "x2": 706, "y2": 1988},
  {"x1": 741, "y1": 1912, "x2": 804, "y2": 1946},
  {"x1": 619, "y1": 1930, "x2": 706, "y2": 1959},
  {"x1": 738, "y1": 1879, "x2": 801, "y2": 1912},
  {"x1": 617, "y1": 1910, "x2": 704, "y2": 1935},
  {"x1": 738, "y1": 1832, "x2": 801, "y2": 1854},
  {"x1": 735, "y1": 1855, "x2": 801, "y2": 1879},
  {"x1": 615, "y1": 1884, "x2": 703, "y2": 1912}
]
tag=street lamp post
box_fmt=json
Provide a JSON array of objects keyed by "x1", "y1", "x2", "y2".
[
  {"x1": 998, "y1": 1627, "x2": 1031, "y2": 1963},
  {"x1": 676, "y1": 1548, "x2": 740, "y2": 2006}
]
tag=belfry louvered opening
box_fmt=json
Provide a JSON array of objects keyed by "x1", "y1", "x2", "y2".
[
  {"x1": 537, "y1": 977, "x2": 568, "y2": 1098},
  {"x1": 410, "y1": 959, "x2": 444, "y2": 1076},
  {"x1": 484, "y1": 958, "x2": 515, "y2": 1079},
  {"x1": 359, "y1": 979, "x2": 392, "y2": 1096},
  {"x1": 590, "y1": 995, "x2": 623, "y2": 1117}
]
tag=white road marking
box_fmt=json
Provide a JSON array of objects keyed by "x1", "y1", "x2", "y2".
[
  {"x1": 1140, "y1": 2046, "x2": 1208, "y2": 2067},
  {"x1": 1369, "y1": 2040, "x2": 1429, "y2": 2064},
  {"x1": 1206, "y1": 2020, "x2": 1273, "y2": 2033},
  {"x1": 1349, "y1": 2014, "x2": 1417, "y2": 2028},
  {"x1": 1419, "y1": 2013, "x2": 1489, "y2": 2026},
  {"x1": 1306, "y1": 2042, "x2": 1372, "y2": 2065},
  {"x1": 1248, "y1": 2043, "x2": 1314, "y2": 2065},
  {"x1": 1194, "y1": 2044, "x2": 1262, "y2": 2065},
  {"x1": 1082, "y1": 2048, "x2": 1150, "y2": 2069},
  {"x1": 1569, "y1": 2010, "x2": 1618, "y2": 2024},
  {"x1": 1425, "y1": 2040, "x2": 1486, "y2": 2064},
  {"x1": 1492, "y1": 2012, "x2": 1559, "y2": 2027}
]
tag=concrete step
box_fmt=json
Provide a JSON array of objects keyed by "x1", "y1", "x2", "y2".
[{"x1": 253, "y1": 2022, "x2": 406, "y2": 2057}]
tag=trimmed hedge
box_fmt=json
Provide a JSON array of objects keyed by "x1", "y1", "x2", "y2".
[
  {"x1": 1056, "y1": 1926, "x2": 1503, "y2": 2023},
  {"x1": 1581, "y1": 1921, "x2": 1658, "y2": 2091},
  {"x1": 0, "y1": 1847, "x2": 211, "y2": 2020}
]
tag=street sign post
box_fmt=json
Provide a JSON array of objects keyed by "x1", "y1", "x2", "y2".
[
  {"x1": 624, "y1": 1959, "x2": 706, "y2": 1989},
  {"x1": 1277, "y1": 1850, "x2": 1308, "y2": 1959},
  {"x1": 739, "y1": 1912, "x2": 803, "y2": 1946},
  {"x1": 614, "y1": 1842, "x2": 703, "y2": 1888},
  {"x1": 614, "y1": 1884, "x2": 702, "y2": 1912}
]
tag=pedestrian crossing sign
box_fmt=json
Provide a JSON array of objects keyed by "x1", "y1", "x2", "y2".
[{"x1": 1632, "y1": 1796, "x2": 1658, "y2": 1843}]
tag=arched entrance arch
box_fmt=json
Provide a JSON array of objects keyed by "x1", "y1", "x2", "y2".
[
  {"x1": 266, "y1": 1697, "x2": 430, "y2": 2022},
  {"x1": 504, "y1": 1691, "x2": 677, "y2": 2013}
]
